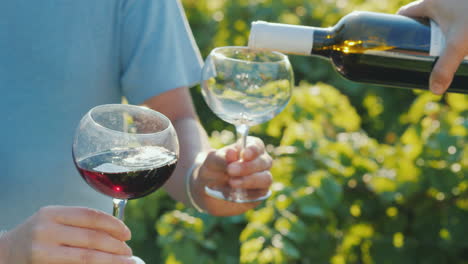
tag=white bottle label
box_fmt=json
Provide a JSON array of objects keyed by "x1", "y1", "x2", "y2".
[
  {"x1": 430, "y1": 20, "x2": 468, "y2": 60},
  {"x1": 249, "y1": 21, "x2": 314, "y2": 55},
  {"x1": 430, "y1": 20, "x2": 445, "y2": 57}
]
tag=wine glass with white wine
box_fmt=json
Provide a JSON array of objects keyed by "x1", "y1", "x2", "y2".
[{"x1": 201, "y1": 46, "x2": 293, "y2": 203}]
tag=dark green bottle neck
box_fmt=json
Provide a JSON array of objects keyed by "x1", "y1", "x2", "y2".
[{"x1": 311, "y1": 27, "x2": 336, "y2": 58}]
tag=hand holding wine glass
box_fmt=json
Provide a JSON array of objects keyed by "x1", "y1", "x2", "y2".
[
  {"x1": 0, "y1": 104, "x2": 171, "y2": 264},
  {"x1": 200, "y1": 46, "x2": 293, "y2": 203}
]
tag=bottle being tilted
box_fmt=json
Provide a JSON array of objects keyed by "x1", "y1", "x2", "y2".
[{"x1": 248, "y1": 11, "x2": 468, "y2": 94}]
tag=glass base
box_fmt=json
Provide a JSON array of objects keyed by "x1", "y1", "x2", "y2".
[
  {"x1": 205, "y1": 186, "x2": 271, "y2": 203},
  {"x1": 131, "y1": 256, "x2": 145, "y2": 264}
]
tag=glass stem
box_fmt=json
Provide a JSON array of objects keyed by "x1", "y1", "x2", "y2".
[
  {"x1": 236, "y1": 124, "x2": 249, "y2": 150},
  {"x1": 112, "y1": 198, "x2": 127, "y2": 220},
  {"x1": 233, "y1": 124, "x2": 250, "y2": 201}
]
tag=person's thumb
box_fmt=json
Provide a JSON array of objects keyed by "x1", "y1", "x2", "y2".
[
  {"x1": 397, "y1": 0, "x2": 428, "y2": 16},
  {"x1": 430, "y1": 36, "x2": 467, "y2": 94}
]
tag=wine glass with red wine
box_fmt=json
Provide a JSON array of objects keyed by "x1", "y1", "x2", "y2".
[{"x1": 72, "y1": 104, "x2": 178, "y2": 220}]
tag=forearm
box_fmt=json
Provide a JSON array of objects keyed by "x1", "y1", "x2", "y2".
[{"x1": 163, "y1": 117, "x2": 210, "y2": 207}]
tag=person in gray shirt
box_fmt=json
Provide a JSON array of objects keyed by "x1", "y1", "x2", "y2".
[{"x1": 0, "y1": 1, "x2": 273, "y2": 263}]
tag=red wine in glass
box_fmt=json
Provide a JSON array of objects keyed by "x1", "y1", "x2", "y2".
[
  {"x1": 74, "y1": 146, "x2": 177, "y2": 200},
  {"x1": 72, "y1": 104, "x2": 179, "y2": 220}
]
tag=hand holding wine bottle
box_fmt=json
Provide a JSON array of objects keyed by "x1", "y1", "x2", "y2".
[
  {"x1": 398, "y1": 0, "x2": 468, "y2": 94},
  {"x1": 249, "y1": 8, "x2": 468, "y2": 94}
]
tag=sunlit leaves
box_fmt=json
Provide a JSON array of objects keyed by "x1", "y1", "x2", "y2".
[
  {"x1": 240, "y1": 237, "x2": 266, "y2": 263},
  {"x1": 339, "y1": 224, "x2": 375, "y2": 260},
  {"x1": 446, "y1": 93, "x2": 468, "y2": 112},
  {"x1": 393, "y1": 232, "x2": 404, "y2": 248},
  {"x1": 141, "y1": 78, "x2": 468, "y2": 263},
  {"x1": 363, "y1": 93, "x2": 384, "y2": 117},
  {"x1": 155, "y1": 78, "x2": 465, "y2": 263}
]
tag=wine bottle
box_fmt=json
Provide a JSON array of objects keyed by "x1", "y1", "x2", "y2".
[{"x1": 248, "y1": 11, "x2": 468, "y2": 94}]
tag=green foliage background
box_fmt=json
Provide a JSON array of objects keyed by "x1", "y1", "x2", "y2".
[{"x1": 126, "y1": 0, "x2": 468, "y2": 263}]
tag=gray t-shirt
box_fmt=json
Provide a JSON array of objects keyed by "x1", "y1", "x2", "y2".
[{"x1": 0, "y1": 0, "x2": 202, "y2": 229}]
